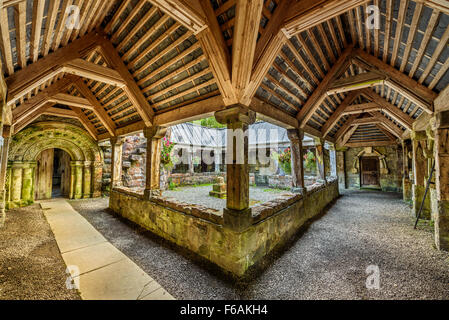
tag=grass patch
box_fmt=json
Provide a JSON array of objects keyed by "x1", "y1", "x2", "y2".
[{"x1": 263, "y1": 188, "x2": 288, "y2": 193}]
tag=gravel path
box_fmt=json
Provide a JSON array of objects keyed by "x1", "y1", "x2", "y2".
[
  {"x1": 0, "y1": 205, "x2": 81, "y2": 300},
  {"x1": 69, "y1": 190, "x2": 449, "y2": 300},
  {"x1": 163, "y1": 186, "x2": 287, "y2": 210}
]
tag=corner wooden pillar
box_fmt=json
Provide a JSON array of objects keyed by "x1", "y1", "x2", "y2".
[
  {"x1": 215, "y1": 106, "x2": 256, "y2": 232},
  {"x1": 0, "y1": 125, "x2": 11, "y2": 227},
  {"x1": 143, "y1": 126, "x2": 167, "y2": 200},
  {"x1": 433, "y1": 111, "x2": 449, "y2": 250},
  {"x1": 411, "y1": 131, "x2": 430, "y2": 218},
  {"x1": 314, "y1": 138, "x2": 327, "y2": 184},
  {"x1": 287, "y1": 129, "x2": 306, "y2": 194},
  {"x1": 110, "y1": 137, "x2": 124, "y2": 190}
]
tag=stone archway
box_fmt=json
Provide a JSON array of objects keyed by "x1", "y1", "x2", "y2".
[
  {"x1": 6, "y1": 122, "x2": 103, "y2": 209},
  {"x1": 351, "y1": 147, "x2": 389, "y2": 175}
]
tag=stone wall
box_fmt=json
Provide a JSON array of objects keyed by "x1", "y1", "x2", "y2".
[
  {"x1": 109, "y1": 179, "x2": 339, "y2": 277},
  {"x1": 343, "y1": 146, "x2": 403, "y2": 193}
]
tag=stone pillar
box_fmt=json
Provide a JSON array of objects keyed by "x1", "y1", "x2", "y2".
[
  {"x1": 215, "y1": 106, "x2": 256, "y2": 232},
  {"x1": 92, "y1": 161, "x2": 103, "y2": 198},
  {"x1": 411, "y1": 131, "x2": 431, "y2": 218},
  {"x1": 110, "y1": 137, "x2": 124, "y2": 189},
  {"x1": 433, "y1": 111, "x2": 449, "y2": 250},
  {"x1": 314, "y1": 138, "x2": 327, "y2": 184},
  {"x1": 287, "y1": 128, "x2": 306, "y2": 194},
  {"x1": 21, "y1": 162, "x2": 35, "y2": 205},
  {"x1": 402, "y1": 139, "x2": 412, "y2": 203},
  {"x1": 188, "y1": 147, "x2": 195, "y2": 174},
  {"x1": 10, "y1": 163, "x2": 23, "y2": 204},
  {"x1": 336, "y1": 147, "x2": 347, "y2": 190},
  {"x1": 0, "y1": 125, "x2": 11, "y2": 226},
  {"x1": 329, "y1": 144, "x2": 337, "y2": 177},
  {"x1": 83, "y1": 161, "x2": 92, "y2": 198},
  {"x1": 70, "y1": 162, "x2": 76, "y2": 199},
  {"x1": 143, "y1": 126, "x2": 167, "y2": 200},
  {"x1": 73, "y1": 161, "x2": 84, "y2": 199}
]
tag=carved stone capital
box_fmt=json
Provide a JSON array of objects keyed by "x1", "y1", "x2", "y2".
[
  {"x1": 214, "y1": 105, "x2": 256, "y2": 126},
  {"x1": 143, "y1": 126, "x2": 167, "y2": 140}
]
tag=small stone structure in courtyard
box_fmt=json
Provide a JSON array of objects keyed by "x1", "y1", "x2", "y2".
[{"x1": 209, "y1": 177, "x2": 226, "y2": 199}]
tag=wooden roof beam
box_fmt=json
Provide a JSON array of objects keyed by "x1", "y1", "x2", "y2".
[
  {"x1": 232, "y1": 0, "x2": 264, "y2": 103},
  {"x1": 196, "y1": 0, "x2": 236, "y2": 105},
  {"x1": 63, "y1": 59, "x2": 126, "y2": 88},
  {"x1": 327, "y1": 72, "x2": 386, "y2": 95},
  {"x1": 13, "y1": 102, "x2": 55, "y2": 134},
  {"x1": 68, "y1": 106, "x2": 101, "y2": 140},
  {"x1": 352, "y1": 49, "x2": 437, "y2": 114},
  {"x1": 148, "y1": 0, "x2": 207, "y2": 34},
  {"x1": 48, "y1": 93, "x2": 95, "y2": 110},
  {"x1": 6, "y1": 31, "x2": 104, "y2": 105},
  {"x1": 297, "y1": 45, "x2": 354, "y2": 128},
  {"x1": 361, "y1": 88, "x2": 414, "y2": 130},
  {"x1": 283, "y1": 0, "x2": 370, "y2": 38},
  {"x1": 350, "y1": 117, "x2": 381, "y2": 126},
  {"x1": 341, "y1": 102, "x2": 382, "y2": 116},
  {"x1": 97, "y1": 37, "x2": 154, "y2": 127},
  {"x1": 73, "y1": 79, "x2": 116, "y2": 137},
  {"x1": 321, "y1": 91, "x2": 359, "y2": 137}
]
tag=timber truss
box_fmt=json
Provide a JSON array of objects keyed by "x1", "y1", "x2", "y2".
[{"x1": 0, "y1": 0, "x2": 448, "y2": 147}]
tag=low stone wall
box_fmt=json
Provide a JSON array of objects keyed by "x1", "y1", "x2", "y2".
[
  {"x1": 109, "y1": 179, "x2": 339, "y2": 277},
  {"x1": 168, "y1": 172, "x2": 225, "y2": 187}
]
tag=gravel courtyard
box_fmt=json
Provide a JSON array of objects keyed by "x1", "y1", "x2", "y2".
[
  {"x1": 163, "y1": 186, "x2": 287, "y2": 210},
  {"x1": 70, "y1": 190, "x2": 449, "y2": 300},
  {"x1": 0, "y1": 205, "x2": 80, "y2": 300}
]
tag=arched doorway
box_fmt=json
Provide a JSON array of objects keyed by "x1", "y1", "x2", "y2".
[
  {"x1": 35, "y1": 149, "x2": 72, "y2": 200},
  {"x1": 5, "y1": 122, "x2": 103, "y2": 209}
]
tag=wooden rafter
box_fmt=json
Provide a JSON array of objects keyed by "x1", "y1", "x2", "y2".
[
  {"x1": 327, "y1": 72, "x2": 385, "y2": 95},
  {"x1": 321, "y1": 91, "x2": 359, "y2": 137}
]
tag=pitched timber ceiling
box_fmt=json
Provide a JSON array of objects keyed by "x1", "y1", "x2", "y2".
[{"x1": 0, "y1": 0, "x2": 448, "y2": 148}]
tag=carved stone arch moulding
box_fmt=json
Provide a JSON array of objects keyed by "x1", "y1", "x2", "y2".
[
  {"x1": 351, "y1": 147, "x2": 389, "y2": 175},
  {"x1": 6, "y1": 122, "x2": 103, "y2": 209}
]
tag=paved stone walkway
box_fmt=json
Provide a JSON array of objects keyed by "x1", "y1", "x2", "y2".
[{"x1": 40, "y1": 199, "x2": 174, "y2": 300}]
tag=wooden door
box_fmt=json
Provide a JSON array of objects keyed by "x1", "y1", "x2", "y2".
[
  {"x1": 60, "y1": 151, "x2": 71, "y2": 197},
  {"x1": 35, "y1": 149, "x2": 54, "y2": 200},
  {"x1": 361, "y1": 157, "x2": 379, "y2": 187}
]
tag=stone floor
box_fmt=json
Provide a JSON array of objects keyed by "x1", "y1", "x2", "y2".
[
  {"x1": 163, "y1": 186, "x2": 288, "y2": 210},
  {"x1": 70, "y1": 190, "x2": 449, "y2": 300},
  {"x1": 0, "y1": 204, "x2": 80, "y2": 300},
  {"x1": 40, "y1": 199, "x2": 174, "y2": 300}
]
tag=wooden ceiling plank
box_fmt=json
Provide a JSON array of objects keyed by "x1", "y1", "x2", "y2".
[
  {"x1": 0, "y1": 8, "x2": 14, "y2": 75},
  {"x1": 51, "y1": 0, "x2": 73, "y2": 52},
  {"x1": 327, "y1": 71, "x2": 385, "y2": 95},
  {"x1": 383, "y1": 0, "x2": 393, "y2": 63},
  {"x1": 419, "y1": 26, "x2": 449, "y2": 83},
  {"x1": 111, "y1": 0, "x2": 147, "y2": 42},
  {"x1": 391, "y1": 0, "x2": 407, "y2": 67},
  {"x1": 105, "y1": 0, "x2": 132, "y2": 34}
]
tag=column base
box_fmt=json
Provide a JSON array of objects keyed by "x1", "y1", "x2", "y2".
[
  {"x1": 435, "y1": 200, "x2": 449, "y2": 251},
  {"x1": 144, "y1": 189, "x2": 162, "y2": 200},
  {"x1": 223, "y1": 208, "x2": 252, "y2": 232},
  {"x1": 412, "y1": 184, "x2": 431, "y2": 219}
]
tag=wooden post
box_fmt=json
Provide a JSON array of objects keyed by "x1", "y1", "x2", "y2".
[
  {"x1": 110, "y1": 137, "x2": 124, "y2": 190},
  {"x1": 433, "y1": 111, "x2": 449, "y2": 250},
  {"x1": 0, "y1": 125, "x2": 11, "y2": 226},
  {"x1": 411, "y1": 131, "x2": 431, "y2": 218},
  {"x1": 314, "y1": 138, "x2": 327, "y2": 184},
  {"x1": 287, "y1": 128, "x2": 306, "y2": 194},
  {"x1": 143, "y1": 126, "x2": 167, "y2": 200},
  {"x1": 215, "y1": 106, "x2": 256, "y2": 232}
]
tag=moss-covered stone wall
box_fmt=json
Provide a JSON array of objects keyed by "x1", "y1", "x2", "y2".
[{"x1": 109, "y1": 179, "x2": 339, "y2": 277}]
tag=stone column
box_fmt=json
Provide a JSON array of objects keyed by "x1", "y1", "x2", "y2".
[
  {"x1": 188, "y1": 147, "x2": 195, "y2": 174},
  {"x1": 215, "y1": 106, "x2": 256, "y2": 232},
  {"x1": 411, "y1": 131, "x2": 431, "y2": 218},
  {"x1": 92, "y1": 161, "x2": 103, "y2": 198},
  {"x1": 314, "y1": 138, "x2": 327, "y2": 184},
  {"x1": 10, "y1": 162, "x2": 23, "y2": 205},
  {"x1": 21, "y1": 162, "x2": 36, "y2": 205},
  {"x1": 73, "y1": 161, "x2": 84, "y2": 199},
  {"x1": 336, "y1": 147, "x2": 347, "y2": 190},
  {"x1": 143, "y1": 126, "x2": 167, "y2": 200},
  {"x1": 83, "y1": 161, "x2": 92, "y2": 198},
  {"x1": 433, "y1": 111, "x2": 449, "y2": 250},
  {"x1": 0, "y1": 125, "x2": 11, "y2": 226},
  {"x1": 402, "y1": 139, "x2": 412, "y2": 203},
  {"x1": 70, "y1": 162, "x2": 76, "y2": 199},
  {"x1": 287, "y1": 128, "x2": 306, "y2": 194},
  {"x1": 110, "y1": 137, "x2": 124, "y2": 190},
  {"x1": 329, "y1": 144, "x2": 337, "y2": 177}
]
